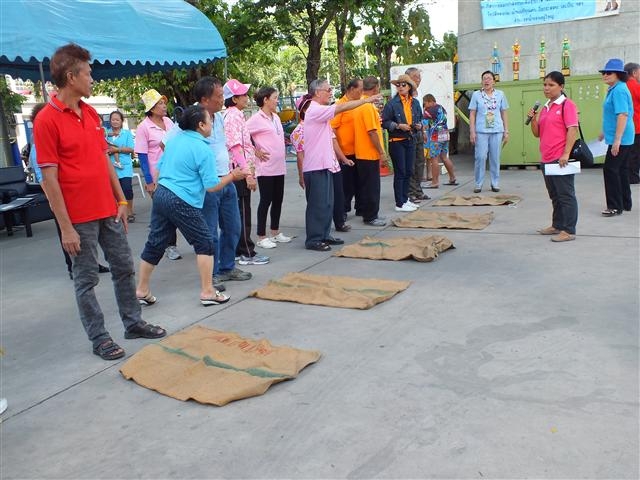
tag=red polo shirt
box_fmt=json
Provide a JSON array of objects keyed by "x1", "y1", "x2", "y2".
[
  {"x1": 34, "y1": 94, "x2": 116, "y2": 223},
  {"x1": 626, "y1": 78, "x2": 640, "y2": 133}
]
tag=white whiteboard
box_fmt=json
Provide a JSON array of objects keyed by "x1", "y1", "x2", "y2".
[{"x1": 390, "y1": 61, "x2": 455, "y2": 130}]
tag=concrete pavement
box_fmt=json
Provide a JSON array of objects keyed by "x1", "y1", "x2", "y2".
[{"x1": 0, "y1": 154, "x2": 638, "y2": 479}]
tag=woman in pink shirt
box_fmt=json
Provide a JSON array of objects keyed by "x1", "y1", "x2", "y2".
[
  {"x1": 247, "y1": 87, "x2": 291, "y2": 247},
  {"x1": 527, "y1": 71, "x2": 579, "y2": 243},
  {"x1": 135, "y1": 89, "x2": 181, "y2": 260}
]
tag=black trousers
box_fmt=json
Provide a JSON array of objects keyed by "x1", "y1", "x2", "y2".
[
  {"x1": 356, "y1": 159, "x2": 381, "y2": 222},
  {"x1": 542, "y1": 168, "x2": 578, "y2": 234},
  {"x1": 603, "y1": 144, "x2": 633, "y2": 211},
  {"x1": 257, "y1": 175, "x2": 285, "y2": 236},
  {"x1": 332, "y1": 170, "x2": 346, "y2": 228},
  {"x1": 341, "y1": 155, "x2": 358, "y2": 214},
  {"x1": 234, "y1": 179, "x2": 256, "y2": 257},
  {"x1": 628, "y1": 133, "x2": 640, "y2": 184}
]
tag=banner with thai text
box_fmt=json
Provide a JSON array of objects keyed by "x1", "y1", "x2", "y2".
[{"x1": 480, "y1": 0, "x2": 621, "y2": 30}]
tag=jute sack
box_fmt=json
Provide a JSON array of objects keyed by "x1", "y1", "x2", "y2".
[
  {"x1": 392, "y1": 211, "x2": 494, "y2": 230},
  {"x1": 333, "y1": 235, "x2": 454, "y2": 262},
  {"x1": 432, "y1": 194, "x2": 522, "y2": 206},
  {"x1": 120, "y1": 325, "x2": 321, "y2": 406},
  {"x1": 250, "y1": 272, "x2": 410, "y2": 309}
]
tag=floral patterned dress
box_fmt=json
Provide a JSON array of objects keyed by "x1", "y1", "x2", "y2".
[{"x1": 422, "y1": 104, "x2": 449, "y2": 158}]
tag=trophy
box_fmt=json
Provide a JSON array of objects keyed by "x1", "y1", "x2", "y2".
[
  {"x1": 512, "y1": 39, "x2": 520, "y2": 81},
  {"x1": 561, "y1": 36, "x2": 571, "y2": 76},
  {"x1": 539, "y1": 37, "x2": 546, "y2": 79}
]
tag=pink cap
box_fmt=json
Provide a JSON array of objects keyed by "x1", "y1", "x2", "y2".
[{"x1": 223, "y1": 79, "x2": 251, "y2": 100}]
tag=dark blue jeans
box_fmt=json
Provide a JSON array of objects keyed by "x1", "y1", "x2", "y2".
[
  {"x1": 389, "y1": 140, "x2": 415, "y2": 207},
  {"x1": 202, "y1": 183, "x2": 241, "y2": 275},
  {"x1": 303, "y1": 169, "x2": 333, "y2": 247},
  {"x1": 542, "y1": 167, "x2": 578, "y2": 234},
  {"x1": 141, "y1": 185, "x2": 214, "y2": 265}
]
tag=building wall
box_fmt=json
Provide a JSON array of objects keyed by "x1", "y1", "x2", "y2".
[{"x1": 457, "y1": 1, "x2": 640, "y2": 85}]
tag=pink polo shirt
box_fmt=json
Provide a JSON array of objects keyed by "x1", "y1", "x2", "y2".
[
  {"x1": 303, "y1": 101, "x2": 339, "y2": 173},
  {"x1": 246, "y1": 109, "x2": 286, "y2": 177},
  {"x1": 537, "y1": 96, "x2": 578, "y2": 163},
  {"x1": 134, "y1": 116, "x2": 174, "y2": 177}
]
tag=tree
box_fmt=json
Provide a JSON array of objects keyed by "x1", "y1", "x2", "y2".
[{"x1": 256, "y1": 0, "x2": 342, "y2": 87}]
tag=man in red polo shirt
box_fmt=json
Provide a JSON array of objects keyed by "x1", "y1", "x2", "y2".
[
  {"x1": 34, "y1": 44, "x2": 166, "y2": 360},
  {"x1": 624, "y1": 62, "x2": 640, "y2": 184}
]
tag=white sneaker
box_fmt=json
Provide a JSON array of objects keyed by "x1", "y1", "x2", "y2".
[
  {"x1": 256, "y1": 237, "x2": 277, "y2": 249},
  {"x1": 165, "y1": 245, "x2": 182, "y2": 260},
  {"x1": 395, "y1": 203, "x2": 417, "y2": 212},
  {"x1": 270, "y1": 232, "x2": 292, "y2": 243},
  {"x1": 406, "y1": 200, "x2": 420, "y2": 209}
]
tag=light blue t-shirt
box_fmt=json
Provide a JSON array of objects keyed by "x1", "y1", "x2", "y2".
[
  {"x1": 157, "y1": 130, "x2": 219, "y2": 208},
  {"x1": 469, "y1": 89, "x2": 509, "y2": 134},
  {"x1": 30, "y1": 145, "x2": 42, "y2": 182},
  {"x1": 602, "y1": 81, "x2": 635, "y2": 146},
  {"x1": 106, "y1": 128, "x2": 135, "y2": 179}
]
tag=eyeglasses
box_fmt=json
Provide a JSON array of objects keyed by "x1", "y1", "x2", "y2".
[
  {"x1": 319, "y1": 88, "x2": 333, "y2": 93},
  {"x1": 397, "y1": 82, "x2": 408, "y2": 87}
]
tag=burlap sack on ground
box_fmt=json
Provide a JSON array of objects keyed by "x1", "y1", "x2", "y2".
[
  {"x1": 392, "y1": 210, "x2": 494, "y2": 230},
  {"x1": 333, "y1": 235, "x2": 454, "y2": 262},
  {"x1": 432, "y1": 194, "x2": 522, "y2": 206},
  {"x1": 250, "y1": 272, "x2": 410, "y2": 309},
  {"x1": 120, "y1": 325, "x2": 321, "y2": 406}
]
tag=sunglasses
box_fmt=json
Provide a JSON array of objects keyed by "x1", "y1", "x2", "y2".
[
  {"x1": 602, "y1": 71, "x2": 614, "y2": 75},
  {"x1": 397, "y1": 82, "x2": 409, "y2": 87}
]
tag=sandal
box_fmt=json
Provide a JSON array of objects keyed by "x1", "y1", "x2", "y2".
[
  {"x1": 137, "y1": 292, "x2": 157, "y2": 306},
  {"x1": 93, "y1": 339, "x2": 125, "y2": 360},
  {"x1": 127, "y1": 214, "x2": 136, "y2": 223},
  {"x1": 601, "y1": 209, "x2": 621, "y2": 217},
  {"x1": 306, "y1": 242, "x2": 331, "y2": 251},
  {"x1": 200, "y1": 291, "x2": 230, "y2": 306},
  {"x1": 444, "y1": 180, "x2": 459, "y2": 185},
  {"x1": 425, "y1": 184, "x2": 439, "y2": 189},
  {"x1": 124, "y1": 321, "x2": 167, "y2": 339}
]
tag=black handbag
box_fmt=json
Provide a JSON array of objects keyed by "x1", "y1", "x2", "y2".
[{"x1": 562, "y1": 101, "x2": 594, "y2": 167}]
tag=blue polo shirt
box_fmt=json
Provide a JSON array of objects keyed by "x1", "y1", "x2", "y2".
[
  {"x1": 157, "y1": 130, "x2": 219, "y2": 208},
  {"x1": 603, "y1": 81, "x2": 635, "y2": 146}
]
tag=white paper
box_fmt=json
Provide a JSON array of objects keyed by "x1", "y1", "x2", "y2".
[
  {"x1": 586, "y1": 139, "x2": 608, "y2": 157},
  {"x1": 545, "y1": 162, "x2": 581, "y2": 176}
]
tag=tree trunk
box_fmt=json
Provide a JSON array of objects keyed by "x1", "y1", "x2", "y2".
[{"x1": 335, "y1": 15, "x2": 348, "y2": 93}]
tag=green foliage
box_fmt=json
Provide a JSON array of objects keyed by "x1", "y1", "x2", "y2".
[{"x1": 0, "y1": 76, "x2": 26, "y2": 130}]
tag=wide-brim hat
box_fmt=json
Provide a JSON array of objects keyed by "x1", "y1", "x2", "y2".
[
  {"x1": 390, "y1": 74, "x2": 416, "y2": 91},
  {"x1": 599, "y1": 58, "x2": 626, "y2": 73},
  {"x1": 223, "y1": 79, "x2": 251, "y2": 100},
  {"x1": 141, "y1": 89, "x2": 168, "y2": 113}
]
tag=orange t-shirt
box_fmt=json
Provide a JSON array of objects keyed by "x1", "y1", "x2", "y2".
[
  {"x1": 353, "y1": 99, "x2": 384, "y2": 161},
  {"x1": 330, "y1": 95, "x2": 356, "y2": 156}
]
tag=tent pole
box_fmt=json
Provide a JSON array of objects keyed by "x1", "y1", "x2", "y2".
[{"x1": 39, "y1": 62, "x2": 48, "y2": 101}]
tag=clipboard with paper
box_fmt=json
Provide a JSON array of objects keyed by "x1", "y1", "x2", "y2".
[{"x1": 544, "y1": 161, "x2": 581, "y2": 175}]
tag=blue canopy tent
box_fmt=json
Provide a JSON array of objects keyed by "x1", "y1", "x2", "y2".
[
  {"x1": 0, "y1": 0, "x2": 227, "y2": 166},
  {"x1": 0, "y1": 0, "x2": 227, "y2": 82}
]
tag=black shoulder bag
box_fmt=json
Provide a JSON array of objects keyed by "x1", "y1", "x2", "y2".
[{"x1": 562, "y1": 99, "x2": 594, "y2": 167}]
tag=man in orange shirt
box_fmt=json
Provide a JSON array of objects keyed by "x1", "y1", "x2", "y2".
[
  {"x1": 624, "y1": 62, "x2": 640, "y2": 184},
  {"x1": 352, "y1": 76, "x2": 388, "y2": 226},
  {"x1": 331, "y1": 78, "x2": 363, "y2": 227}
]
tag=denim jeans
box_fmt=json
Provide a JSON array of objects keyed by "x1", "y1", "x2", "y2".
[
  {"x1": 141, "y1": 185, "x2": 214, "y2": 265},
  {"x1": 474, "y1": 132, "x2": 502, "y2": 188},
  {"x1": 72, "y1": 218, "x2": 141, "y2": 348},
  {"x1": 389, "y1": 140, "x2": 415, "y2": 207},
  {"x1": 304, "y1": 169, "x2": 333, "y2": 247},
  {"x1": 202, "y1": 183, "x2": 241, "y2": 275}
]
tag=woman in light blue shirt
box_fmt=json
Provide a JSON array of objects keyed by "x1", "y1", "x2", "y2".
[
  {"x1": 469, "y1": 71, "x2": 509, "y2": 193},
  {"x1": 106, "y1": 111, "x2": 136, "y2": 222},
  {"x1": 136, "y1": 105, "x2": 246, "y2": 307}
]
